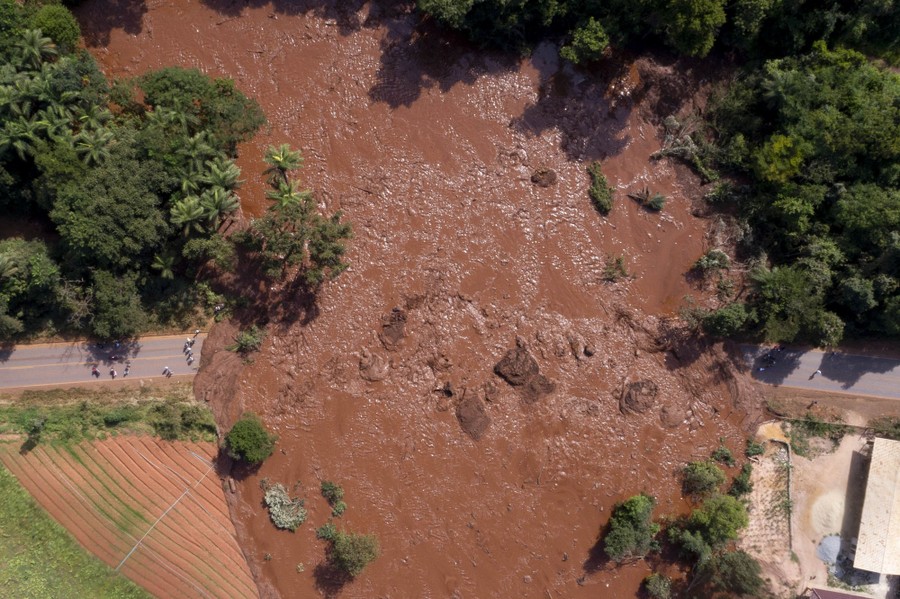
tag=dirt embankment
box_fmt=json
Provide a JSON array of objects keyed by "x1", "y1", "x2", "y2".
[{"x1": 76, "y1": 1, "x2": 764, "y2": 597}]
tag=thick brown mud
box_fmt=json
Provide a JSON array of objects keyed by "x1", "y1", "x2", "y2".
[{"x1": 76, "y1": 2, "x2": 764, "y2": 597}]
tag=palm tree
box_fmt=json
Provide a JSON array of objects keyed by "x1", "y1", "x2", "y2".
[
  {"x1": 263, "y1": 144, "x2": 302, "y2": 185},
  {"x1": 151, "y1": 253, "x2": 176, "y2": 280},
  {"x1": 0, "y1": 255, "x2": 19, "y2": 282},
  {"x1": 265, "y1": 179, "x2": 311, "y2": 210},
  {"x1": 199, "y1": 186, "x2": 240, "y2": 230},
  {"x1": 170, "y1": 196, "x2": 206, "y2": 236},
  {"x1": 178, "y1": 132, "x2": 216, "y2": 174},
  {"x1": 74, "y1": 128, "x2": 114, "y2": 166},
  {"x1": 200, "y1": 157, "x2": 243, "y2": 191},
  {"x1": 0, "y1": 116, "x2": 45, "y2": 160},
  {"x1": 75, "y1": 105, "x2": 112, "y2": 132},
  {"x1": 17, "y1": 30, "x2": 57, "y2": 70}
]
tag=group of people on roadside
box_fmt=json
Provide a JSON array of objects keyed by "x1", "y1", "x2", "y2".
[{"x1": 90, "y1": 329, "x2": 201, "y2": 381}]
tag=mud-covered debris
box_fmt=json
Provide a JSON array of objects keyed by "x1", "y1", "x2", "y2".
[
  {"x1": 531, "y1": 168, "x2": 557, "y2": 187},
  {"x1": 619, "y1": 380, "x2": 659, "y2": 414},
  {"x1": 440, "y1": 381, "x2": 454, "y2": 397},
  {"x1": 456, "y1": 388, "x2": 491, "y2": 440},
  {"x1": 494, "y1": 338, "x2": 555, "y2": 403},
  {"x1": 660, "y1": 404, "x2": 687, "y2": 428},
  {"x1": 359, "y1": 348, "x2": 389, "y2": 382},
  {"x1": 428, "y1": 353, "x2": 452, "y2": 373},
  {"x1": 483, "y1": 379, "x2": 499, "y2": 403},
  {"x1": 567, "y1": 332, "x2": 586, "y2": 361},
  {"x1": 521, "y1": 374, "x2": 556, "y2": 404},
  {"x1": 494, "y1": 339, "x2": 539, "y2": 386},
  {"x1": 379, "y1": 307, "x2": 407, "y2": 350},
  {"x1": 583, "y1": 343, "x2": 596, "y2": 357}
]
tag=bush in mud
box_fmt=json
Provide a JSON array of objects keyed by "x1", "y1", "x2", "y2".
[
  {"x1": 728, "y1": 463, "x2": 753, "y2": 497},
  {"x1": 682, "y1": 460, "x2": 726, "y2": 498},
  {"x1": 263, "y1": 483, "x2": 307, "y2": 532},
  {"x1": 587, "y1": 161, "x2": 614, "y2": 215},
  {"x1": 603, "y1": 493, "x2": 660, "y2": 562},
  {"x1": 330, "y1": 531, "x2": 379, "y2": 577},
  {"x1": 644, "y1": 573, "x2": 671, "y2": 599},
  {"x1": 224, "y1": 413, "x2": 277, "y2": 464}
]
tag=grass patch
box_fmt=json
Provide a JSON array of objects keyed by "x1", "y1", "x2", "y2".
[
  {"x1": 0, "y1": 463, "x2": 149, "y2": 598},
  {"x1": 786, "y1": 412, "x2": 848, "y2": 457},
  {"x1": 601, "y1": 255, "x2": 630, "y2": 282},
  {"x1": 0, "y1": 383, "x2": 216, "y2": 445},
  {"x1": 869, "y1": 416, "x2": 900, "y2": 441}
]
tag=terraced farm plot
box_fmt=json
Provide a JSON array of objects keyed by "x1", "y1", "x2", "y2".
[{"x1": 0, "y1": 435, "x2": 258, "y2": 599}]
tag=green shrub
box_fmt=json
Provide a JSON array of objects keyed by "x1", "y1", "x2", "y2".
[
  {"x1": 745, "y1": 439, "x2": 765, "y2": 457},
  {"x1": 587, "y1": 162, "x2": 614, "y2": 215},
  {"x1": 701, "y1": 302, "x2": 750, "y2": 338},
  {"x1": 330, "y1": 531, "x2": 379, "y2": 577},
  {"x1": 331, "y1": 500, "x2": 347, "y2": 517},
  {"x1": 708, "y1": 550, "x2": 764, "y2": 596},
  {"x1": 603, "y1": 493, "x2": 661, "y2": 562},
  {"x1": 316, "y1": 521, "x2": 338, "y2": 541},
  {"x1": 229, "y1": 325, "x2": 265, "y2": 354},
  {"x1": 644, "y1": 573, "x2": 672, "y2": 599},
  {"x1": 321, "y1": 480, "x2": 344, "y2": 504},
  {"x1": 711, "y1": 444, "x2": 735, "y2": 467},
  {"x1": 687, "y1": 494, "x2": 749, "y2": 547},
  {"x1": 694, "y1": 249, "x2": 730, "y2": 273},
  {"x1": 224, "y1": 413, "x2": 276, "y2": 464},
  {"x1": 729, "y1": 463, "x2": 753, "y2": 497},
  {"x1": 30, "y1": 5, "x2": 80, "y2": 53},
  {"x1": 263, "y1": 483, "x2": 307, "y2": 532},
  {"x1": 102, "y1": 406, "x2": 140, "y2": 427},
  {"x1": 682, "y1": 460, "x2": 726, "y2": 498},
  {"x1": 646, "y1": 192, "x2": 666, "y2": 211},
  {"x1": 602, "y1": 255, "x2": 629, "y2": 282},
  {"x1": 560, "y1": 17, "x2": 609, "y2": 64}
]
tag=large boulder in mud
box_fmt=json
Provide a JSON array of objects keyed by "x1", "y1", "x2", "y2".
[
  {"x1": 494, "y1": 339, "x2": 539, "y2": 386},
  {"x1": 456, "y1": 389, "x2": 491, "y2": 440},
  {"x1": 494, "y1": 338, "x2": 555, "y2": 403},
  {"x1": 359, "y1": 348, "x2": 389, "y2": 382},
  {"x1": 379, "y1": 307, "x2": 407, "y2": 351},
  {"x1": 619, "y1": 380, "x2": 658, "y2": 415}
]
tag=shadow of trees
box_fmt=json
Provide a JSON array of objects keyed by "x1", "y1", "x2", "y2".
[
  {"x1": 74, "y1": 0, "x2": 150, "y2": 47},
  {"x1": 312, "y1": 561, "x2": 351, "y2": 598}
]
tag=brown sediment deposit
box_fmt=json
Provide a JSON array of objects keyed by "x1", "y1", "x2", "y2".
[{"x1": 76, "y1": 1, "x2": 765, "y2": 597}]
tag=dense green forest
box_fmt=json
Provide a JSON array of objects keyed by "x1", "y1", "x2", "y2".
[
  {"x1": 420, "y1": 1, "x2": 900, "y2": 345},
  {"x1": 418, "y1": 0, "x2": 900, "y2": 62},
  {"x1": 0, "y1": 1, "x2": 351, "y2": 341}
]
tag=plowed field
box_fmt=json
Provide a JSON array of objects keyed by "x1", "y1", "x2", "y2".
[{"x1": 0, "y1": 436, "x2": 257, "y2": 599}]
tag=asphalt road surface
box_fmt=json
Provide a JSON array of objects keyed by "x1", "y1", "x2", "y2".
[
  {"x1": 0, "y1": 334, "x2": 204, "y2": 390},
  {"x1": 741, "y1": 345, "x2": 900, "y2": 400}
]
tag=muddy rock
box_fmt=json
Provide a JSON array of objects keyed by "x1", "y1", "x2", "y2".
[
  {"x1": 521, "y1": 374, "x2": 556, "y2": 404},
  {"x1": 456, "y1": 388, "x2": 491, "y2": 440},
  {"x1": 530, "y1": 167, "x2": 557, "y2": 187},
  {"x1": 567, "y1": 332, "x2": 586, "y2": 361},
  {"x1": 660, "y1": 404, "x2": 688, "y2": 428},
  {"x1": 494, "y1": 338, "x2": 539, "y2": 386},
  {"x1": 379, "y1": 307, "x2": 407, "y2": 351},
  {"x1": 619, "y1": 380, "x2": 659, "y2": 415},
  {"x1": 359, "y1": 348, "x2": 390, "y2": 382}
]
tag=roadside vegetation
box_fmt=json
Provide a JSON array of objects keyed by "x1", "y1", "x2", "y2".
[
  {"x1": 784, "y1": 412, "x2": 848, "y2": 457},
  {"x1": 224, "y1": 412, "x2": 277, "y2": 464},
  {"x1": 0, "y1": 1, "x2": 351, "y2": 342},
  {"x1": 0, "y1": 383, "x2": 216, "y2": 446},
  {"x1": 0, "y1": 463, "x2": 149, "y2": 598}
]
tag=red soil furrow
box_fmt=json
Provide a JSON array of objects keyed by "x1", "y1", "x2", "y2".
[
  {"x1": 0, "y1": 439, "x2": 256, "y2": 599},
  {"x1": 0, "y1": 447, "x2": 131, "y2": 565},
  {"x1": 42, "y1": 444, "x2": 150, "y2": 538},
  {"x1": 87, "y1": 441, "x2": 183, "y2": 512},
  {"x1": 72, "y1": 452, "x2": 239, "y2": 596},
  {"x1": 91, "y1": 439, "x2": 255, "y2": 597}
]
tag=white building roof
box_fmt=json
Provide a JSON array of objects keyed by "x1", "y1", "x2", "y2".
[{"x1": 854, "y1": 437, "x2": 900, "y2": 575}]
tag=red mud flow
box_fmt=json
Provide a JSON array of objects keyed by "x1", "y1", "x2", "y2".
[{"x1": 76, "y1": 2, "x2": 763, "y2": 597}]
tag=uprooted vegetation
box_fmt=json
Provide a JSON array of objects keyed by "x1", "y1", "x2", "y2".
[{"x1": 262, "y1": 481, "x2": 307, "y2": 532}]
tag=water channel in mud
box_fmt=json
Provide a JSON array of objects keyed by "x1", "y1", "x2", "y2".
[{"x1": 75, "y1": 2, "x2": 762, "y2": 597}]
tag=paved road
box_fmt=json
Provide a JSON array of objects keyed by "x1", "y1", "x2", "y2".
[
  {"x1": 741, "y1": 345, "x2": 900, "y2": 400},
  {"x1": 0, "y1": 334, "x2": 204, "y2": 390}
]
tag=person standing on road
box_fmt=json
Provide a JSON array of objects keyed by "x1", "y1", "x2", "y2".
[
  {"x1": 163, "y1": 366, "x2": 172, "y2": 377},
  {"x1": 110, "y1": 368, "x2": 117, "y2": 379}
]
